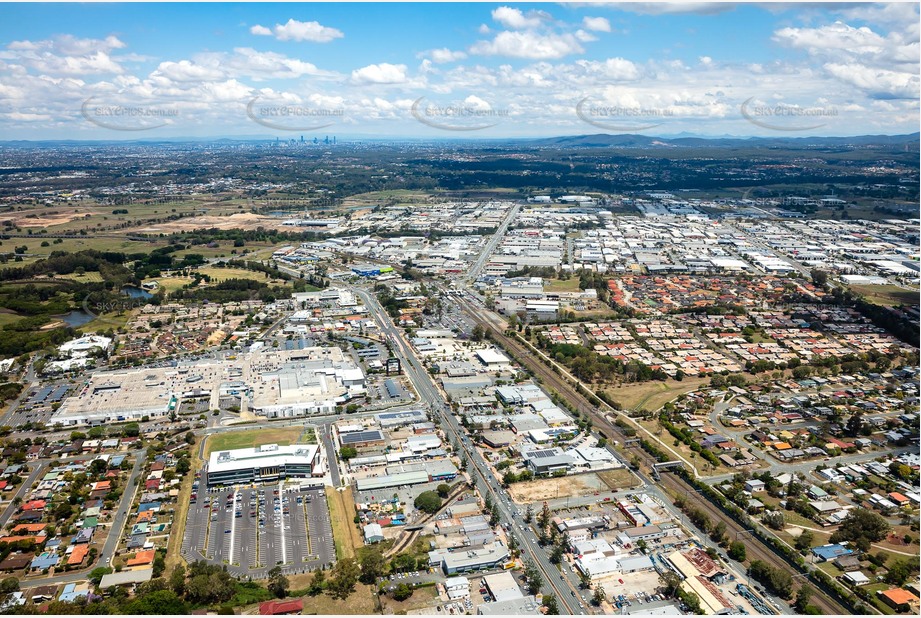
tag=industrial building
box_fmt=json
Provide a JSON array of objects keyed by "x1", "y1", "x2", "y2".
[
  {"x1": 205, "y1": 444, "x2": 322, "y2": 487},
  {"x1": 430, "y1": 543, "x2": 510, "y2": 575}
]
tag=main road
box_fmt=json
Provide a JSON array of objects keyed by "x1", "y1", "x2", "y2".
[{"x1": 353, "y1": 285, "x2": 586, "y2": 615}]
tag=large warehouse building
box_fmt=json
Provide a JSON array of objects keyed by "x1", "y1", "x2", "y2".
[{"x1": 206, "y1": 443, "x2": 323, "y2": 487}]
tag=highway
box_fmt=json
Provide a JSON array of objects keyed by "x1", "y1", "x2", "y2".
[
  {"x1": 465, "y1": 202, "x2": 520, "y2": 284},
  {"x1": 352, "y1": 285, "x2": 587, "y2": 615}
]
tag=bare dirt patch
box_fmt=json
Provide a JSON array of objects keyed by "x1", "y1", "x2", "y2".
[
  {"x1": 508, "y1": 473, "x2": 609, "y2": 504},
  {"x1": 130, "y1": 212, "x2": 286, "y2": 233}
]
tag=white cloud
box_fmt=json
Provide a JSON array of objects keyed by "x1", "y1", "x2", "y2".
[
  {"x1": 351, "y1": 62, "x2": 408, "y2": 84},
  {"x1": 575, "y1": 30, "x2": 598, "y2": 43},
  {"x1": 470, "y1": 31, "x2": 585, "y2": 60},
  {"x1": 824, "y1": 62, "x2": 919, "y2": 100},
  {"x1": 491, "y1": 6, "x2": 547, "y2": 30},
  {"x1": 582, "y1": 16, "x2": 611, "y2": 32},
  {"x1": 426, "y1": 48, "x2": 468, "y2": 64},
  {"x1": 4, "y1": 35, "x2": 127, "y2": 76},
  {"x1": 601, "y1": 3, "x2": 735, "y2": 16},
  {"x1": 249, "y1": 18, "x2": 343, "y2": 43}
]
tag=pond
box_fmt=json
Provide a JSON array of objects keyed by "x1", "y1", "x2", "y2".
[
  {"x1": 59, "y1": 310, "x2": 94, "y2": 328},
  {"x1": 122, "y1": 286, "x2": 154, "y2": 299}
]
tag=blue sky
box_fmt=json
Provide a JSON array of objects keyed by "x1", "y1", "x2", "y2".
[{"x1": 0, "y1": 2, "x2": 917, "y2": 139}]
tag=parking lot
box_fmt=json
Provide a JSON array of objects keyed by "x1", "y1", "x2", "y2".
[{"x1": 183, "y1": 478, "x2": 334, "y2": 577}]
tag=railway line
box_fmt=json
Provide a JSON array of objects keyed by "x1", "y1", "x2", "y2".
[{"x1": 455, "y1": 295, "x2": 853, "y2": 616}]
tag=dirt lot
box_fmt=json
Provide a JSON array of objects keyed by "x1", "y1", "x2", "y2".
[
  {"x1": 131, "y1": 212, "x2": 287, "y2": 233},
  {"x1": 597, "y1": 468, "x2": 642, "y2": 491},
  {"x1": 508, "y1": 473, "x2": 610, "y2": 504}
]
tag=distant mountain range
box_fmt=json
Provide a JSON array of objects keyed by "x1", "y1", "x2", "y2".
[{"x1": 528, "y1": 133, "x2": 921, "y2": 149}]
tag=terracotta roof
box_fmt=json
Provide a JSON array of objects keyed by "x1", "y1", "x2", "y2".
[{"x1": 259, "y1": 599, "x2": 304, "y2": 615}]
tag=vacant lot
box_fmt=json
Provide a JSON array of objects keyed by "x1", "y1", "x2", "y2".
[
  {"x1": 262, "y1": 583, "x2": 378, "y2": 616},
  {"x1": 508, "y1": 473, "x2": 609, "y2": 504},
  {"x1": 380, "y1": 584, "x2": 440, "y2": 614},
  {"x1": 205, "y1": 426, "x2": 304, "y2": 457},
  {"x1": 198, "y1": 266, "x2": 289, "y2": 286},
  {"x1": 597, "y1": 468, "x2": 642, "y2": 491},
  {"x1": 606, "y1": 377, "x2": 709, "y2": 412},
  {"x1": 543, "y1": 278, "x2": 581, "y2": 293},
  {"x1": 849, "y1": 284, "x2": 920, "y2": 307},
  {"x1": 327, "y1": 486, "x2": 363, "y2": 560}
]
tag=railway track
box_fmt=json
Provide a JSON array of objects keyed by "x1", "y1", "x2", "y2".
[{"x1": 457, "y1": 298, "x2": 852, "y2": 615}]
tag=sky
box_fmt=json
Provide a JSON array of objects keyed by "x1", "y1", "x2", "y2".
[{"x1": 0, "y1": 1, "x2": 918, "y2": 140}]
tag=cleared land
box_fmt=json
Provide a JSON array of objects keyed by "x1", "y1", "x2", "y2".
[
  {"x1": 508, "y1": 472, "x2": 611, "y2": 504},
  {"x1": 596, "y1": 468, "x2": 642, "y2": 491},
  {"x1": 606, "y1": 377, "x2": 709, "y2": 412},
  {"x1": 849, "y1": 284, "x2": 920, "y2": 307},
  {"x1": 380, "y1": 584, "x2": 440, "y2": 614},
  {"x1": 326, "y1": 486, "x2": 363, "y2": 560},
  {"x1": 281, "y1": 583, "x2": 378, "y2": 616},
  {"x1": 204, "y1": 426, "x2": 304, "y2": 457}
]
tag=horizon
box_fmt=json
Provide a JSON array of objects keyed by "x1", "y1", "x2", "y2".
[{"x1": 0, "y1": 2, "x2": 918, "y2": 140}]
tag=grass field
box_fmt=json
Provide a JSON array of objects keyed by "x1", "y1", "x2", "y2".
[
  {"x1": 204, "y1": 426, "x2": 304, "y2": 457},
  {"x1": 165, "y1": 433, "x2": 205, "y2": 572},
  {"x1": 55, "y1": 272, "x2": 105, "y2": 283},
  {"x1": 543, "y1": 278, "x2": 582, "y2": 293},
  {"x1": 78, "y1": 310, "x2": 133, "y2": 334},
  {"x1": 145, "y1": 276, "x2": 194, "y2": 293},
  {"x1": 326, "y1": 486, "x2": 363, "y2": 560},
  {"x1": 849, "y1": 284, "x2": 920, "y2": 307},
  {"x1": 198, "y1": 266, "x2": 290, "y2": 285},
  {"x1": 606, "y1": 377, "x2": 710, "y2": 412},
  {"x1": 281, "y1": 583, "x2": 378, "y2": 616},
  {"x1": 0, "y1": 311, "x2": 22, "y2": 328},
  {"x1": 380, "y1": 584, "x2": 439, "y2": 614}
]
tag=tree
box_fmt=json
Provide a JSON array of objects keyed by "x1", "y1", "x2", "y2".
[
  {"x1": 524, "y1": 561, "x2": 543, "y2": 595},
  {"x1": 125, "y1": 589, "x2": 189, "y2": 614},
  {"x1": 169, "y1": 565, "x2": 186, "y2": 596},
  {"x1": 762, "y1": 510, "x2": 785, "y2": 530},
  {"x1": 549, "y1": 544, "x2": 565, "y2": 564},
  {"x1": 123, "y1": 422, "x2": 140, "y2": 437},
  {"x1": 794, "y1": 584, "x2": 814, "y2": 613},
  {"x1": 660, "y1": 571, "x2": 682, "y2": 599},
  {"x1": 543, "y1": 594, "x2": 560, "y2": 615},
  {"x1": 844, "y1": 413, "x2": 864, "y2": 438},
  {"x1": 436, "y1": 483, "x2": 451, "y2": 498},
  {"x1": 268, "y1": 566, "x2": 289, "y2": 598},
  {"x1": 592, "y1": 586, "x2": 606, "y2": 606},
  {"x1": 89, "y1": 566, "x2": 112, "y2": 586},
  {"x1": 524, "y1": 504, "x2": 533, "y2": 523},
  {"x1": 885, "y1": 557, "x2": 920, "y2": 586},
  {"x1": 327, "y1": 557, "x2": 360, "y2": 599},
  {"x1": 710, "y1": 521, "x2": 727, "y2": 545},
  {"x1": 308, "y1": 568, "x2": 327, "y2": 595},
  {"x1": 728, "y1": 541, "x2": 746, "y2": 562},
  {"x1": 339, "y1": 446, "x2": 358, "y2": 460},
  {"x1": 810, "y1": 268, "x2": 828, "y2": 288},
  {"x1": 830, "y1": 508, "x2": 889, "y2": 549},
  {"x1": 392, "y1": 583, "x2": 413, "y2": 601},
  {"x1": 794, "y1": 530, "x2": 814, "y2": 552},
  {"x1": 413, "y1": 491, "x2": 442, "y2": 514},
  {"x1": 358, "y1": 547, "x2": 386, "y2": 584}
]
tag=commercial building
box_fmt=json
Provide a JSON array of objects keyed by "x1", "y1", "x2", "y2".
[
  {"x1": 434, "y1": 543, "x2": 510, "y2": 575},
  {"x1": 484, "y1": 571, "x2": 523, "y2": 603},
  {"x1": 205, "y1": 444, "x2": 322, "y2": 487},
  {"x1": 520, "y1": 447, "x2": 573, "y2": 474}
]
